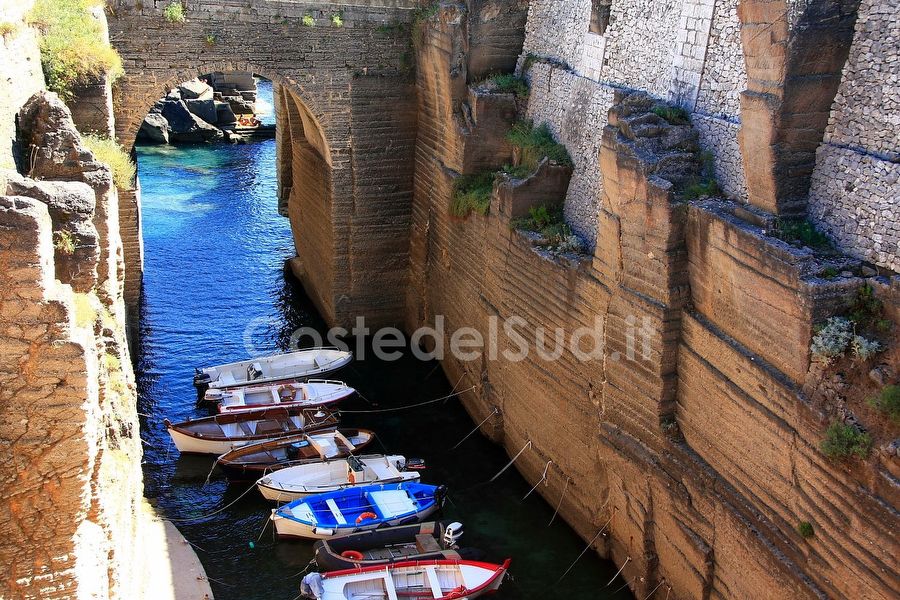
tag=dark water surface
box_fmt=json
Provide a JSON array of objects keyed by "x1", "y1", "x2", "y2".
[{"x1": 135, "y1": 101, "x2": 631, "y2": 600}]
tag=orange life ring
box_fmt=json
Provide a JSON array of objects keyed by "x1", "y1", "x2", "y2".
[
  {"x1": 340, "y1": 550, "x2": 364, "y2": 561},
  {"x1": 355, "y1": 511, "x2": 377, "y2": 525},
  {"x1": 446, "y1": 586, "x2": 469, "y2": 599}
]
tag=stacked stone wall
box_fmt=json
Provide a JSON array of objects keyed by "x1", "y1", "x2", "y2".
[{"x1": 808, "y1": 0, "x2": 900, "y2": 271}]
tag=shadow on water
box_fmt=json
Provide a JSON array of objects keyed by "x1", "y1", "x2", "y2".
[{"x1": 134, "y1": 111, "x2": 633, "y2": 600}]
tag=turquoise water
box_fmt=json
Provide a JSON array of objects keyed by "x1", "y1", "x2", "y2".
[{"x1": 135, "y1": 87, "x2": 631, "y2": 599}]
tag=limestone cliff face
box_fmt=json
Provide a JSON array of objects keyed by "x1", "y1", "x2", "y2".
[
  {"x1": 0, "y1": 91, "x2": 143, "y2": 600},
  {"x1": 0, "y1": 9, "x2": 144, "y2": 593},
  {"x1": 409, "y1": 6, "x2": 898, "y2": 599}
]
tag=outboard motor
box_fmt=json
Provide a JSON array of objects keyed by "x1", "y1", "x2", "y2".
[
  {"x1": 193, "y1": 369, "x2": 212, "y2": 401},
  {"x1": 203, "y1": 389, "x2": 225, "y2": 407},
  {"x1": 442, "y1": 522, "x2": 464, "y2": 548},
  {"x1": 434, "y1": 485, "x2": 449, "y2": 508}
]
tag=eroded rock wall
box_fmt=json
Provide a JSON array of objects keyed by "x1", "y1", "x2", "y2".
[
  {"x1": 0, "y1": 14, "x2": 144, "y2": 596},
  {"x1": 410, "y1": 5, "x2": 898, "y2": 599}
]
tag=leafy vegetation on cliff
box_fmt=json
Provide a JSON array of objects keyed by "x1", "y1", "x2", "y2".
[
  {"x1": 868, "y1": 385, "x2": 900, "y2": 424},
  {"x1": 479, "y1": 74, "x2": 530, "y2": 98},
  {"x1": 820, "y1": 421, "x2": 872, "y2": 460},
  {"x1": 507, "y1": 120, "x2": 573, "y2": 172},
  {"x1": 82, "y1": 134, "x2": 136, "y2": 189},
  {"x1": 451, "y1": 171, "x2": 496, "y2": 217},
  {"x1": 512, "y1": 205, "x2": 583, "y2": 254},
  {"x1": 28, "y1": 0, "x2": 123, "y2": 101}
]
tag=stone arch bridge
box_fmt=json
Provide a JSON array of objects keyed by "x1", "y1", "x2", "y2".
[{"x1": 108, "y1": 0, "x2": 426, "y2": 328}]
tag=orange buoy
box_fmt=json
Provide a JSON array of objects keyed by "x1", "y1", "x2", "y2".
[
  {"x1": 340, "y1": 550, "x2": 364, "y2": 561},
  {"x1": 355, "y1": 511, "x2": 377, "y2": 525}
]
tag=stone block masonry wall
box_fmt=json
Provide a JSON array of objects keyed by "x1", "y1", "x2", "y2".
[{"x1": 808, "y1": 0, "x2": 900, "y2": 271}]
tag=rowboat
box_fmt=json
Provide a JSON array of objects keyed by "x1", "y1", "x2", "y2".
[
  {"x1": 193, "y1": 347, "x2": 352, "y2": 390},
  {"x1": 313, "y1": 522, "x2": 483, "y2": 572},
  {"x1": 255, "y1": 455, "x2": 421, "y2": 502},
  {"x1": 299, "y1": 558, "x2": 511, "y2": 599},
  {"x1": 271, "y1": 482, "x2": 446, "y2": 540},
  {"x1": 216, "y1": 428, "x2": 375, "y2": 481},
  {"x1": 164, "y1": 407, "x2": 339, "y2": 455},
  {"x1": 206, "y1": 379, "x2": 355, "y2": 414}
]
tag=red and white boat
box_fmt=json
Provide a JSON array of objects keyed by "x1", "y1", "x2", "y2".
[
  {"x1": 299, "y1": 559, "x2": 511, "y2": 599},
  {"x1": 205, "y1": 379, "x2": 355, "y2": 414}
]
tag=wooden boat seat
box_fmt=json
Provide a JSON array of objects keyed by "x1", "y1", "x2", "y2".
[
  {"x1": 255, "y1": 420, "x2": 282, "y2": 435},
  {"x1": 238, "y1": 421, "x2": 254, "y2": 436},
  {"x1": 415, "y1": 534, "x2": 441, "y2": 554},
  {"x1": 325, "y1": 498, "x2": 347, "y2": 525}
]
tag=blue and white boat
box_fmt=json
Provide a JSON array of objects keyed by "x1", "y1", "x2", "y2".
[{"x1": 271, "y1": 482, "x2": 446, "y2": 540}]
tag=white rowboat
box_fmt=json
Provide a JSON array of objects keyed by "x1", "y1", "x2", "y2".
[
  {"x1": 256, "y1": 455, "x2": 420, "y2": 502},
  {"x1": 207, "y1": 380, "x2": 355, "y2": 414},
  {"x1": 194, "y1": 347, "x2": 352, "y2": 390},
  {"x1": 300, "y1": 559, "x2": 511, "y2": 600}
]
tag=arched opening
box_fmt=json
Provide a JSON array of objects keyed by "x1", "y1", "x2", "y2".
[{"x1": 117, "y1": 66, "x2": 338, "y2": 328}]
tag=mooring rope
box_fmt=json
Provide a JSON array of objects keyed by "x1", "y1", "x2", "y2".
[
  {"x1": 548, "y1": 476, "x2": 570, "y2": 526},
  {"x1": 556, "y1": 514, "x2": 614, "y2": 583},
  {"x1": 521, "y1": 460, "x2": 552, "y2": 501},
  {"x1": 642, "y1": 579, "x2": 666, "y2": 600},
  {"x1": 606, "y1": 555, "x2": 631, "y2": 586},
  {"x1": 165, "y1": 482, "x2": 259, "y2": 523},
  {"x1": 448, "y1": 407, "x2": 498, "y2": 451},
  {"x1": 337, "y1": 386, "x2": 474, "y2": 414},
  {"x1": 489, "y1": 440, "x2": 532, "y2": 483}
]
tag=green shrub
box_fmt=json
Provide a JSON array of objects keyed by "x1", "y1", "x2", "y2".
[
  {"x1": 512, "y1": 205, "x2": 584, "y2": 254},
  {"x1": 499, "y1": 164, "x2": 533, "y2": 179},
  {"x1": 652, "y1": 104, "x2": 691, "y2": 125},
  {"x1": 331, "y1": 13, "x2": 344, "y2": 27},
  {"x1": 302, "y1": 14, "x2": 315, "y2": 27},
  {"x1": 82, "y1": 134, "x2": 136, "y2": 189},
  {"x1": 54, "y1": 230, "x2": 76, "y2": 255},
  {"x1": 162, "y1": 1, "x2": 185, "y2": 23},
  {"x1": 506, "y1": 120, "x2": 573, "y2": 173},
  {"x1": 204, "y1": 33, "x2": 216, "y2": 46},
  {"x1": 450, "y1": 171, "x2": 495, "y2": 217},
  {"x1": 797, "y1": 521, "x2": 814, "y2": 538},
  {"x1": 28, "y1": 0, "x2": 124, "y2": 101},
  {"x1": 820, "y1": 421, "x2": 872, "y2": 460},
  {"x1": 772, "y1": 218, "x2": 833, "y2": 251},
  {"x1": 868, "y1": 385, "x2": 900, "y2": 424},
  {"x1": 819, "y1": 266, "x2": 839, "y2": 280},
  {"x1": 850, "y1": 334, "x2": 882, "y2": 361},
  {"x1": 683, "y1": 179, "x2": 720, "y2": 200},
  {"x1": 487, "y1": 73, "x2": 529, "y2": 98}
]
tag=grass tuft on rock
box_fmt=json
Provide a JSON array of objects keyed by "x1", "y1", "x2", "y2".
[
  {"x1": 512, "y1": 205, "x2": 584, "y2": 254},
  {"x1": 450, "y1": 171, "x2": 495, "y2": 218},
  {"x1": 82, "y1": 134, "x2": 136, "y2": 189},
  {"x1": 797, "y1": 521, "x2": 814, "y2": 539},
  {"x1": 652, "y1": 104, "x2": 691, "y2": 125},
  {"x1": 484, "y1": 73, "x2": 529, "y2": 98},
  {"x1": 28, "y1": 0, "x2": 123, "y2": 101},
  {"x1": 507, "y1": 120, "x2": 573, "y2": 173},
  {"x1": 820, "y1": 421, "x2": 872, "y2": 460},
  {"x1": 771, "y1": 218, "x2": 833, "y2": 251},
  {"x1": 868, "y1": 385, "x2": 900, "y2": 424}
]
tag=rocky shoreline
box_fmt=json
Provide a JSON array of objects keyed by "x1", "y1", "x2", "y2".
[{"x1": 138, "y1": 71, "x2": 272, "y2": 145}]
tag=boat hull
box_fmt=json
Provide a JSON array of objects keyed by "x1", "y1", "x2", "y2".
[{"x1": 272, "y1": 503, "x2": 441, "y2": 540}]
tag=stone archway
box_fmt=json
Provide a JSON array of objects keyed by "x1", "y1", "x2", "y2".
[{"x1": 107, "y1": 0, "x2": 422, "y2": 328}]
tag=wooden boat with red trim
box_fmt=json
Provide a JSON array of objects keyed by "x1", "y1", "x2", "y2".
[
  {"x1": 164, "y1": 407, "x2": 339, "y2": 455},
  {"x1": 299, "y1": 558, "x2": 511, "y2": 600},
  {"x1": 215, "y1": 428, "x2": 375, "y2": 481}
]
